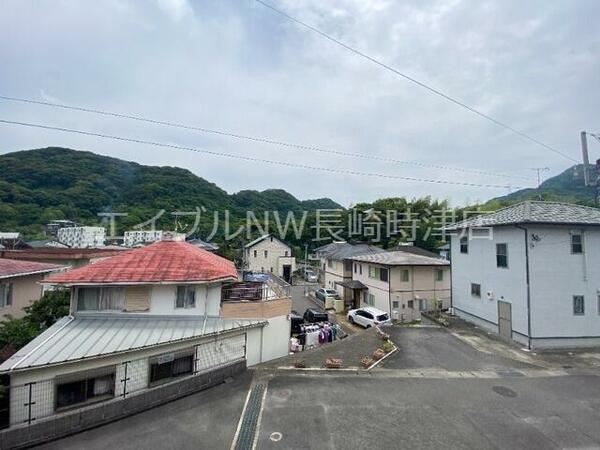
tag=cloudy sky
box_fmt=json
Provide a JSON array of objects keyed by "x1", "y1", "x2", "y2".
[{"x1": 1, "y1": 0, "x2": 598, "y2": 207}]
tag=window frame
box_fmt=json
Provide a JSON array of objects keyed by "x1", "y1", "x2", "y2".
[
  {"x1": 77, "y1": 287, "x2": 124, "y2": 312},
  {"x1": 0, "y1": 283, "x2": 12, "y2": 308},
  {"x1": 460, "y1": 236, "x2": 469, "y2": 254},
  {"x1": 149, "y1": 350, "x2": 195, "y2": 386},
  {"x1": 368, "y1": 266, "x2": 379, "y2": 279},
  {"x1": 496, "y1": 243, "x2": 508, "y2": 268},
  {"x1": 176, "y1": 286, "x2": 196, "y2": 309},
  {"x1": 400, "y1": 269, "x2": 409, "y2": 282},
  {"x1": 573, "y1": 295, "x2": 585, "y2": 316},
  {"x1": 379, "y1": 267, "x2": 389, "y2": 282},
  {"x1": 435, "y1": 269, "x2": 443, "y2": 282},
  {"x1": 55, "y1": 368, "x2": 115, "y2": 411},
  {"x1": 471, "y1": 283, "x2": 481, "y2": 298},
  {"x1": 570, "y1": 232, "x2": 583, "y2": 254}
]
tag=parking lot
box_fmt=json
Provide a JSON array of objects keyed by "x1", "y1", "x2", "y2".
[{"x1": 34, "y1": 325, "x2": 600, "y2": 450}]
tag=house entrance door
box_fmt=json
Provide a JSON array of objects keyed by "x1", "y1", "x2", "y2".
[
  {"x1": 282, "y1": 265, "x2": 292, "y2": 283},
  {"x1": 497, "y1": 300, "x2": 512, "y2": 340}
]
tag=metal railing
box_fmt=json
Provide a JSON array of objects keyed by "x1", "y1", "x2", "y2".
[{"x1": 222, "y1": 275, "x2": 291, "y2": 302}]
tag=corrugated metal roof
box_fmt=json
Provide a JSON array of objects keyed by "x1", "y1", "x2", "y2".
[
  {"x1": 445, "y1": 201, "x2": 600, "y2": 230},
  {"x1": 0, "y1": 258, "x2": 64, "y2": 279},
  {"x1": 351, "y1": 251, "x2": 450, "y2": 266},
  {"x1": 0, "y1": 314, "x2": 265, "y2": 372}
]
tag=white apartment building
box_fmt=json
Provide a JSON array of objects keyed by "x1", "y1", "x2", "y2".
[
  {"x1": 57, "y1": 226, "x2": 105, "y2": 248},
  {"x1": 447, "y1": 201, "x2": 600, "y2": 349},
  {"x1": 123, "y1": 230, "x2": 185, "y2": 247},
  {"x1": 244, "y1": 234, "x2": 296, "y2": 283}
]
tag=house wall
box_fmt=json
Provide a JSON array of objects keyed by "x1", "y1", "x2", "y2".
[
  {"x1": 320, "y1": 257, "x2": 346, "y2": 296},
  {"x1": 246, "y1": 237, "x2": 293, "y2": 277},
  {"x1": 351, "y1": 261, "x2": 451, "y2": 322},
  {"x1": 450, "y1": 226, "x2": 531, "y2": 340},
  {"x1": 8, "y1": 330, "x2": 255, "y2": 426},
  {"x1": 527, "y1": 225, "x2": 600, "y2": 342},
  {"x1": 0, "y1": 273, "x2": 47, "y2": 320}
]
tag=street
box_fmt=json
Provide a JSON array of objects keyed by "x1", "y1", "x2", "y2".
[{"x1": 34, "y1": 325, "x2": 600, "y2": 450}]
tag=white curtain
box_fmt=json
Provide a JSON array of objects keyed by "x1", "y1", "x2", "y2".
[{"x1": 100, "y1": 288, "x2": 125, "y2": 310}]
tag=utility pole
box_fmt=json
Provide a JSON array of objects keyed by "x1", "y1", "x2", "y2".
[
  {"x1": 581, "y1": 131, "x2": 590, "y2": 186},
  {"x1": 529, "y1": 167, "x2": 549, "y2": 200}
]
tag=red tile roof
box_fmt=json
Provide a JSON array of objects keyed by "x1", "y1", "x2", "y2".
[
  {"x1": 0, "y1": 247, "x2": 128, "y2": 261},
  {"x1": 0, "y1": 258, "x2": 64, "y2": 279},
  {"x1": 44, "y1": 241, "x2": 237, "y2": 285}
]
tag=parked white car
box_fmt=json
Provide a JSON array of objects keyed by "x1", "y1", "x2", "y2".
[
  {"x1": 315, "y1": 288, "x2": 341, "y2": 301},
  {"x1": 347, "y1": 307, "x2": 392, "y2": 328}
]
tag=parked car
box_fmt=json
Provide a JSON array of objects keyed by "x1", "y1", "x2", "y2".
[
  {"x1": 315, "y1": 288, "x2": 340, "y2": 301},
  {"x1": 303, "y1": 308, "x2": 329, "y2": 323},
  {"x1": 347, "y1": 307, "x2": 392, "y2": 328},
  {"x1": 304, "y1": 268, "x2": 317, "y2": 283},
  {"x1": 290, "y1": 310, "x2": 304, "y2": 334}
]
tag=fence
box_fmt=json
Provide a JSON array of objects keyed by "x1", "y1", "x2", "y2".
[
  {"x1": 1, "y1": 334, "x2": 247, "y2": 438},
  {"x1": 222, "y1": 275, "x2": 290, "y2": 303}
]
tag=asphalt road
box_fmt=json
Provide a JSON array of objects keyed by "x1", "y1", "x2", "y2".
[
  {"x1": 256, "y1": 373, "x2": 600, "y2": 450},
  {"x1": 290, "y1": 283, "x2": 321, "y2": 315}
]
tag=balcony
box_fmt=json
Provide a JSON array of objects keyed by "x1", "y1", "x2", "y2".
[{"x1": 220, "y1": 275, "x2": 292, "y2": 319}]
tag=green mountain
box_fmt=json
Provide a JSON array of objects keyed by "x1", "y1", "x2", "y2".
[
  {"x1": 0, "y1": 147, "x2": 343, "y2": 238},
  {"x1": 487, "y1": 164, "x2": 598, "y2": 208}
]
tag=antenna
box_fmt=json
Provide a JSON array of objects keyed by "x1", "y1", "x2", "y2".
[{"x1": 529, "y1": 167, "x2": 550, "y2": 200}]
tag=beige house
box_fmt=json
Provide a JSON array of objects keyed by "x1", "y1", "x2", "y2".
[
  {"x1": 244, "y1": 234, "x2": 296, "y2": 282},
  {"x1": 0, "y1": 258, "x2": 65, "y2": 319},
  {"x1": 350, "y1": 251, "x2": 451, "y2": 322}
]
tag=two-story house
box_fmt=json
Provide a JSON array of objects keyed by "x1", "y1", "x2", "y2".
[
  {"x1": 244, "y1": 234, "x2": 296, "y2": 282},
  {"x1": 349, "y1": 251, "x2": 451, "y2": 321},
  {"x1": 0, "y1": 239, "x2": 290, "y2": 438},
  {"x1": 446, "y1": 201, "x2": 600, "y2": 349},
  {"x1": 315, "y1": 242, "x2": 385, "y2": 301}
]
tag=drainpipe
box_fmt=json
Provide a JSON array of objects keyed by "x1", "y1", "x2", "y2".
[{"x1": 515, "y1": 225, "x2": 532, "y2": 350}]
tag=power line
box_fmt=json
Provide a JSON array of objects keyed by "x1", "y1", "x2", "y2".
[
  {"x1": 255, "y1": 0, "x2": 578, "y2": 164},
  {"x1": 0, "y1": 118, "x2": 528, "y2": 190},
  {"x1": 0, "y1": 95, "x2": 532, "y2": 181}
]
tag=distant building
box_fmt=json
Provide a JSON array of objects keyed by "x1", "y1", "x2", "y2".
[
  {"x1": 45, "y1": 220, "x2": 77, "y2": 237},
  {"x1": 25, "y1": 240, "x2": 69, "y2": 249},
  {"x1": 0, "y1": 258, "x2": 65, "y2": 319},
  {"x1": 244, "y1": 234, "x2": 296, "y2": 283},
  {"x1": 0, "y1": 247, "x2": 128, "y2": 269},
  {"x1": 0, "y1": 233, "x2": 25, "y2": 250},
  {"x1": 187, "y1": 238, "x2": 219, "y2": 252},
  {"x1": 446, "y1": 201, "x2": 600, "y2": 349},
  {"x1": 57, "y1": 226, "x2": 105, "y2": 248},
  {"x1": 123, "y1": 230, "x2": 185, "y2": 247}
]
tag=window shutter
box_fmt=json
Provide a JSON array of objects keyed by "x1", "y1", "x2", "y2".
[{"x1": 124, "y1": 286, "x2": 150, "y2": 311}]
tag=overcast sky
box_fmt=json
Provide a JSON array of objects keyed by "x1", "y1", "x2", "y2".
[{"x1": 1, "y1": 0, "x2": 598, "y2": 207}]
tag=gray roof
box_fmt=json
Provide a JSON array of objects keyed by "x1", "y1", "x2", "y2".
[
  {"x1": 244, "y1": 234, "x2": 290, "y2": 249},
  {"x1": 0, "y1": 314, "x2": 265, "y2": 372},
  {"x1": 351, "y1": 251, "x2": 450, "y2": 266},
  {"x1": 317, "y1": 242, "x2": 386, "y2": 260},
  {"x1": 389, "y1": 245, "x2": 441, "y2": 258},
  {"x1": 336, "y1": 280, "x2": 369, "y2": 290},
  {"x1": 445, "y1": 201, "x2": 600, "y2": 230}
]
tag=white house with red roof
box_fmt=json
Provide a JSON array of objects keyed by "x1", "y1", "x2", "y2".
[
  {"x1": 0, "y1": 258, "x2": 65, "y2": 320},
  {"x1": 0, "y1": 239, "x2": 291, "y2": 434}
]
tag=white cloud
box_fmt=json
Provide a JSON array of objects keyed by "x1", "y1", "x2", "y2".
[{"x1": 156, "y1": 0, "x2": 193, "y2": 22}]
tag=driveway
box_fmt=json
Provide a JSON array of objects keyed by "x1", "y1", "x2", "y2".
[{"x1": 381, "y1": 326, "x2": 541, "y2": 372}]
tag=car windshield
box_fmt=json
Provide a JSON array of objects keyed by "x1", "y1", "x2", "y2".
[
  {"x1": 325, "y1": 289, "x2": 337, "y2": 294},
  {"x1": 376, "y1": 314, "x2": 389, "y2": 321}
]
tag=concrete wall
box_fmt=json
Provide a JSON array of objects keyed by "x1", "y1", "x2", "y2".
[
  {"x1": 246, "y1": 237, "x2": 293, "y2": 276},
  {"x1": 0, "y1": 361, "x2": 245, "y2": 450},
  {"x1": 0, "y1": 273, "x2": 47, "y2": 320}
]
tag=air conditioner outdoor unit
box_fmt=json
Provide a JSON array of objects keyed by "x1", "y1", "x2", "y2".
[{"x1": 392, "y1": 310, "x2": 399, "y2": 320}]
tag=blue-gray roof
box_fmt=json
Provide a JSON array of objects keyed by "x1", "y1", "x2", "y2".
[
  {"x1": 0, "y1": 314, "x2": 265, "y2": 372},
  {"x1": 445, "y1": 201, "x2": 600, "y2": 230}
]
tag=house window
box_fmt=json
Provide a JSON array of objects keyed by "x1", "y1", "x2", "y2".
[
  {"x1": 77, "y1": 287, "x2": 125, "y2": 311},
  {"x1": 392, "y1": 300, "x2": 399, "y2": 309},
  {"x1": 270, "y1": 267, "x2": 273, "y2": 273},
  {"x1": 571, "y1": 233, "x2": 583, "y2": 254},
  {"x1": 471, "y1": 283, "x2": 481, "y2": 298},
  {"x1": 264, "y1": 250, "x2": 268, "y2": 258},
  {"x1": 359, "y1": 264, "x2": 362, "y2": 275},
  {"x1": 284, "y1": 251, "x2": 288, "y2": 257},
  {"x1": 496, "y1": 243, "x2": 508, "y2": 268},
  {"x1": 573, "y1": 295, "x2": 585, "y2": 315},
  {"x1": 56, "y1": 370, "x2": 115, "y2": 410},
  {"x1": 253, "y1": 250, "x2": 257, "y2": 258},
  {"x1": 176, "y1": 286, "x2": 196, "y2": 309},
  {"x1": 327, "y1": 259, "x2": 333, "y2": 268},
  {"x1": 365, "y1": 293, "x2": 375, "y2": 306},
  {"x1": 344, "y1": 261, "x2": 353, "y2": 272},
  {"x1": 407, "y1": 300, "x2": 414, "y2": 309},
  {"x1": 368, "y1": 266, "x2": 379, "y2": 279},
  {"x1": 149, "y1": 351, "x2": 194, "y2": 385},
  {"x1": 400, "y1": 269, "x2": 409, "y2": 282},
  {"x1": 0, "y1": 284, "x2": 12, "y2": 308},
  {"x1": 379, "y1": 268, "x2": 389, "y2": 282},
  {"x1": 460, "y1": 236, "x2": 468, "y2": 254},
  {"x1": 435, "y1": 269, "x2": 443, "y2": 281},
  {"x1": 354, "y1": 263, "x2": 357, "y2": 274}
]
